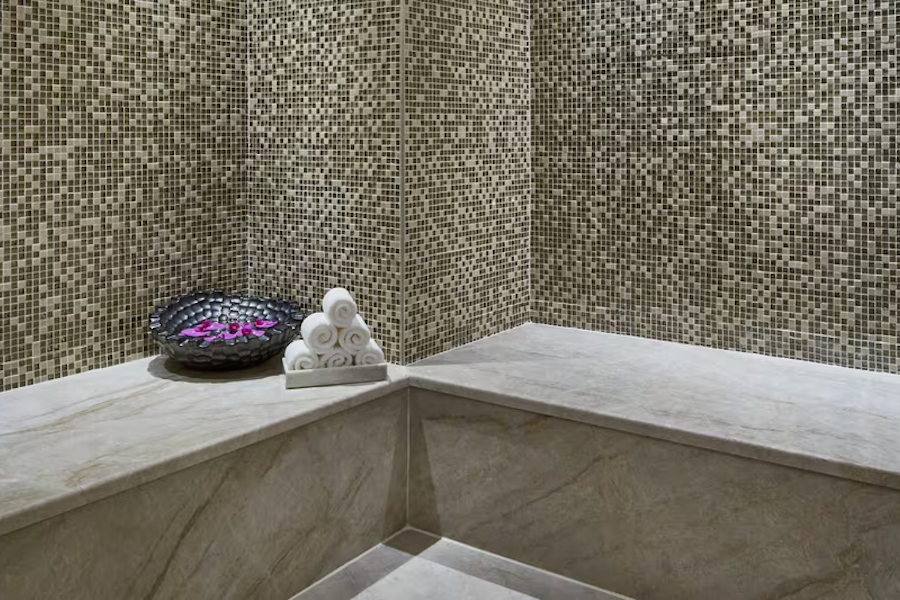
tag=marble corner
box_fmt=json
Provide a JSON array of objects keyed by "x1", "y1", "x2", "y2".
[
  {"x1": 408, "y1": 388, "x2": 900, "y2": 600},
  {"x1": 0, "y1": 392, "x2": 408, "y2": 600},
  {"x1": 290, "y1": 534, "x2": 422, "y2": 600},
  {"x1": 348, "y1": 555, "x2": 537, "y2": 600},
  {"x1": 294, "y1": 529, "x2": 623, "y2": 600},
  {"x1": 406, "y1": 532, "x2": 627, "y2": 600}
]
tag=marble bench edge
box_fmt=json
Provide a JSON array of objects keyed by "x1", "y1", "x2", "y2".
[
  {"x1": 5, "y1": 347, "x2": 900, "y2": 537},
  {"x1": 0, "y1": 374, "x2": 409, "y2": 537},
  {"x1": 406, "y1": 373, "x2": 900, "y2": 493}
]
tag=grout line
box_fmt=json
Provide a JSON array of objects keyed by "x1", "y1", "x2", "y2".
[
  {"x1": 244, "y1": 0, "x2": 252, "y2": 293},
  {"x1": 385, "y1": 525, "x2": 632, "y2": 599},
  {"x1": 398, "y1": 0, "x2": 408, "y2": 365},
  {"x1": 405, "y1": 385, "x2": 411, "y2": 526},
  {"x1": 395, "y1": 524, "x2": 440, "y2": 540},
  {"x1": 289, "y1": 533, "x2": 400, "y2": 599},
  {"x1": 526, "y1": 0, "x2": 534, "y2": 322}
]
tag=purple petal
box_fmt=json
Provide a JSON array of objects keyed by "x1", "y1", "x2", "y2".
[
  {"x1": 179, "y1": 327, "x2": 208, "y2": 337},
  {"x1": 220, "y1": 332, "x2": 240, "y2": 340},
  {"x1": 254, "y1": 319, "x2": 278, "y2": 329},
  {"x1": 207, "y1": 322, "x2": 226, "y2": 330},
  {"x1": 204, "y1": 334, "x2": 222, "y2": 342}
]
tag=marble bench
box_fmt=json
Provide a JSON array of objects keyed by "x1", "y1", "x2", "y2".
[
  {"x1": 407, "y1": 325, "x2": 900, "y2": 598},
  {"x1": 0, "y1": 358, "x2": 410, "y2": 599},
  {"x1": 2, "y1": 323, "x2": 900, "y2": 599}
]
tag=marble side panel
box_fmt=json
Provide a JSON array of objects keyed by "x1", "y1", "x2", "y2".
[
  {"x1": 410, "y1": 323, "x2": 900, "y2": 491},
  {"x1": 0, "y1": 392, "x2": 408, "y2": 600},
  {"x1": 0, "y1": 356, "x2": 406, "y2": 536},
  {"x1": 409, "y1": 389, "x2": 900, "y2": 600}
]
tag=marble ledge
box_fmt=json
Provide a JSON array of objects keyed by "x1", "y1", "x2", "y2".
[
  {"x1": 0, "y1": 356, "x2": 407, "y2": 537},
  {"x1": 5, "y1": 322, "x2": 900, "y2": 538},
  {"x1": 408, "y1": 323, "x2": 900, "y2": 492}
]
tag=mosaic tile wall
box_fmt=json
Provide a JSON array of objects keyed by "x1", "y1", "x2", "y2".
[
  {"x1": 1, "y1": 0, "x2": 247, "y2": 390},
  {"x1": 12, "y1": 0, "x2": 891, "y2": 389},
  {"x1": 246, "y1": 0, "x2": 403, "y2": 361},
  {"x1": 532, "y1": 0, "x2": 900, "y2": 372},
  {"x1": 405, "y1": 0, "x2": 531, "y2": 362},
  {"x1": 248, "y1": 0, "x2": 529, "y2": 363}
]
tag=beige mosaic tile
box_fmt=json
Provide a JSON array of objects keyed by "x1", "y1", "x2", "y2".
[
  {"x1": 532, "y1": 0, "x2": 900, "y2": 373},
  {"x1": 404, "y1": 0, "x2": 531, "y2": 362},
  {"x1": 4, "y1": 0, "x2": 895, "y2": 391},
  {"x1": 246, "y1": 0, "x2": 403, "y2": 362},
  {"x1": 1, "y1": 0, "x2": 246, "y2": 391}
]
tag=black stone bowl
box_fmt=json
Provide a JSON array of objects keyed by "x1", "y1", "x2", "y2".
[{"x1": 149, "y1": 291, "x2": 305, "y2": 370}]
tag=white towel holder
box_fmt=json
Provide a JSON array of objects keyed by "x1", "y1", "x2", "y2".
[{"x1": 282, "y1": 359, "x2": 388, "y2": 389}]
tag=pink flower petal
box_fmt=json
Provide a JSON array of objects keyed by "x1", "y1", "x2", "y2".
[
  {"x1": 254, "y1": 319, "x2": 278, "y2": 329},
  {"x1": 238, "y1": 325, "x2": 263, "y2": 338},
  {"x1": 179, "y1": 327, "x2": 208, "y2": 337}
]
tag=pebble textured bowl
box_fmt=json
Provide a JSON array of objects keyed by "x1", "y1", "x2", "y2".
[{"x1": 150, "y1": 291, "x2": 305, "y2": 370}]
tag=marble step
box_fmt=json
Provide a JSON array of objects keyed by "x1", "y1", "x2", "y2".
[{"x1": 292, "y1": 528, "x2": 630, "y2": 600}]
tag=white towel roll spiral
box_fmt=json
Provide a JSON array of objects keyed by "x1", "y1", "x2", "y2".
[
  {"x1": 338, "y1": 314, "x2": 371, "y2": 354},
  {"x1": 354, "y1": 340, "x2": 385, "y2": 366},
  {"x1": 319, "y1": 347, "x2": 353, "y2": 369},
  {"x1": 322, "y1": 287, "x2": 358, "y2": 328},
  {"x1": 284, "y1": 340, "x2": 318, "y2": 370},
  {"x1": 300, "y1": 313, "x2": 338, "y2": 354}
]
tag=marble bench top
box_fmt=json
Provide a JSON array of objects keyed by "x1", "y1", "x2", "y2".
[
  {"x1": 4, "y1": 323, "x2": 900, "y2": 537},
  {"x1": 409, "y1": 323, "x2": 900, "y2": 493},
  {"x1": 0, "y1": 357, "x2": 407, "y2": 536}
]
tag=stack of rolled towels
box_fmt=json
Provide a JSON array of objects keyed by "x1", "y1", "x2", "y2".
[{"x1": 284, "y1": 288, "x2": 385, "y2": 370}]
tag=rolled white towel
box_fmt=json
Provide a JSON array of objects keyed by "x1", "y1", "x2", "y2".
[
  {"x1": 300, "y1": 313, "x2": 338, "y2": 354},
  {"x1": 354, "y1": 340, "x2": 385, "y2": 366},
  {"x1": 284, "y1": 340, "x2": 318, "y2": 370},
  {"x1": 319, "y1": 347, "x2": 353, "y2": 369},
  {"x1": 338, "y1": 314, "x2": 371, "y2": 354},
  {"x1": 322, "y1": 287, "x2": 358, "y2": 328}
]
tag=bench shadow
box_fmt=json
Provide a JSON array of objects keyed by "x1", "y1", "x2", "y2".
[
  {"x1": 290, "y1": 530, "x2": 440, "y2": 600},
  {"x1": 146, "y1": 355, "x2": 283, "y2": 384}
]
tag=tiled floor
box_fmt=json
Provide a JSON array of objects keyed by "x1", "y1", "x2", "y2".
[{"x1": 291, "y1": 529, "x2": 630, "y2": 600}]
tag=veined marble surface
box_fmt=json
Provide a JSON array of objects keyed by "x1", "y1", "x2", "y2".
[
  {"x1": 0, "y1": 356, "x2": 406, "y2": 536},
  {"x1": 409, "y1": 390, "x2": 900, "y2": 599},
  {"x1": 294, "y1": 529, "x2": 627, "y2": 600},
  {"x1": 410, "y1": 323, "x2": 900, "y2": 491},
  {"x1": 6, "y1": 321, "x2": 900, "y2": 539},
  {"x1": 0, "y1": 393, "x2": 408, "y2": 600}
]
